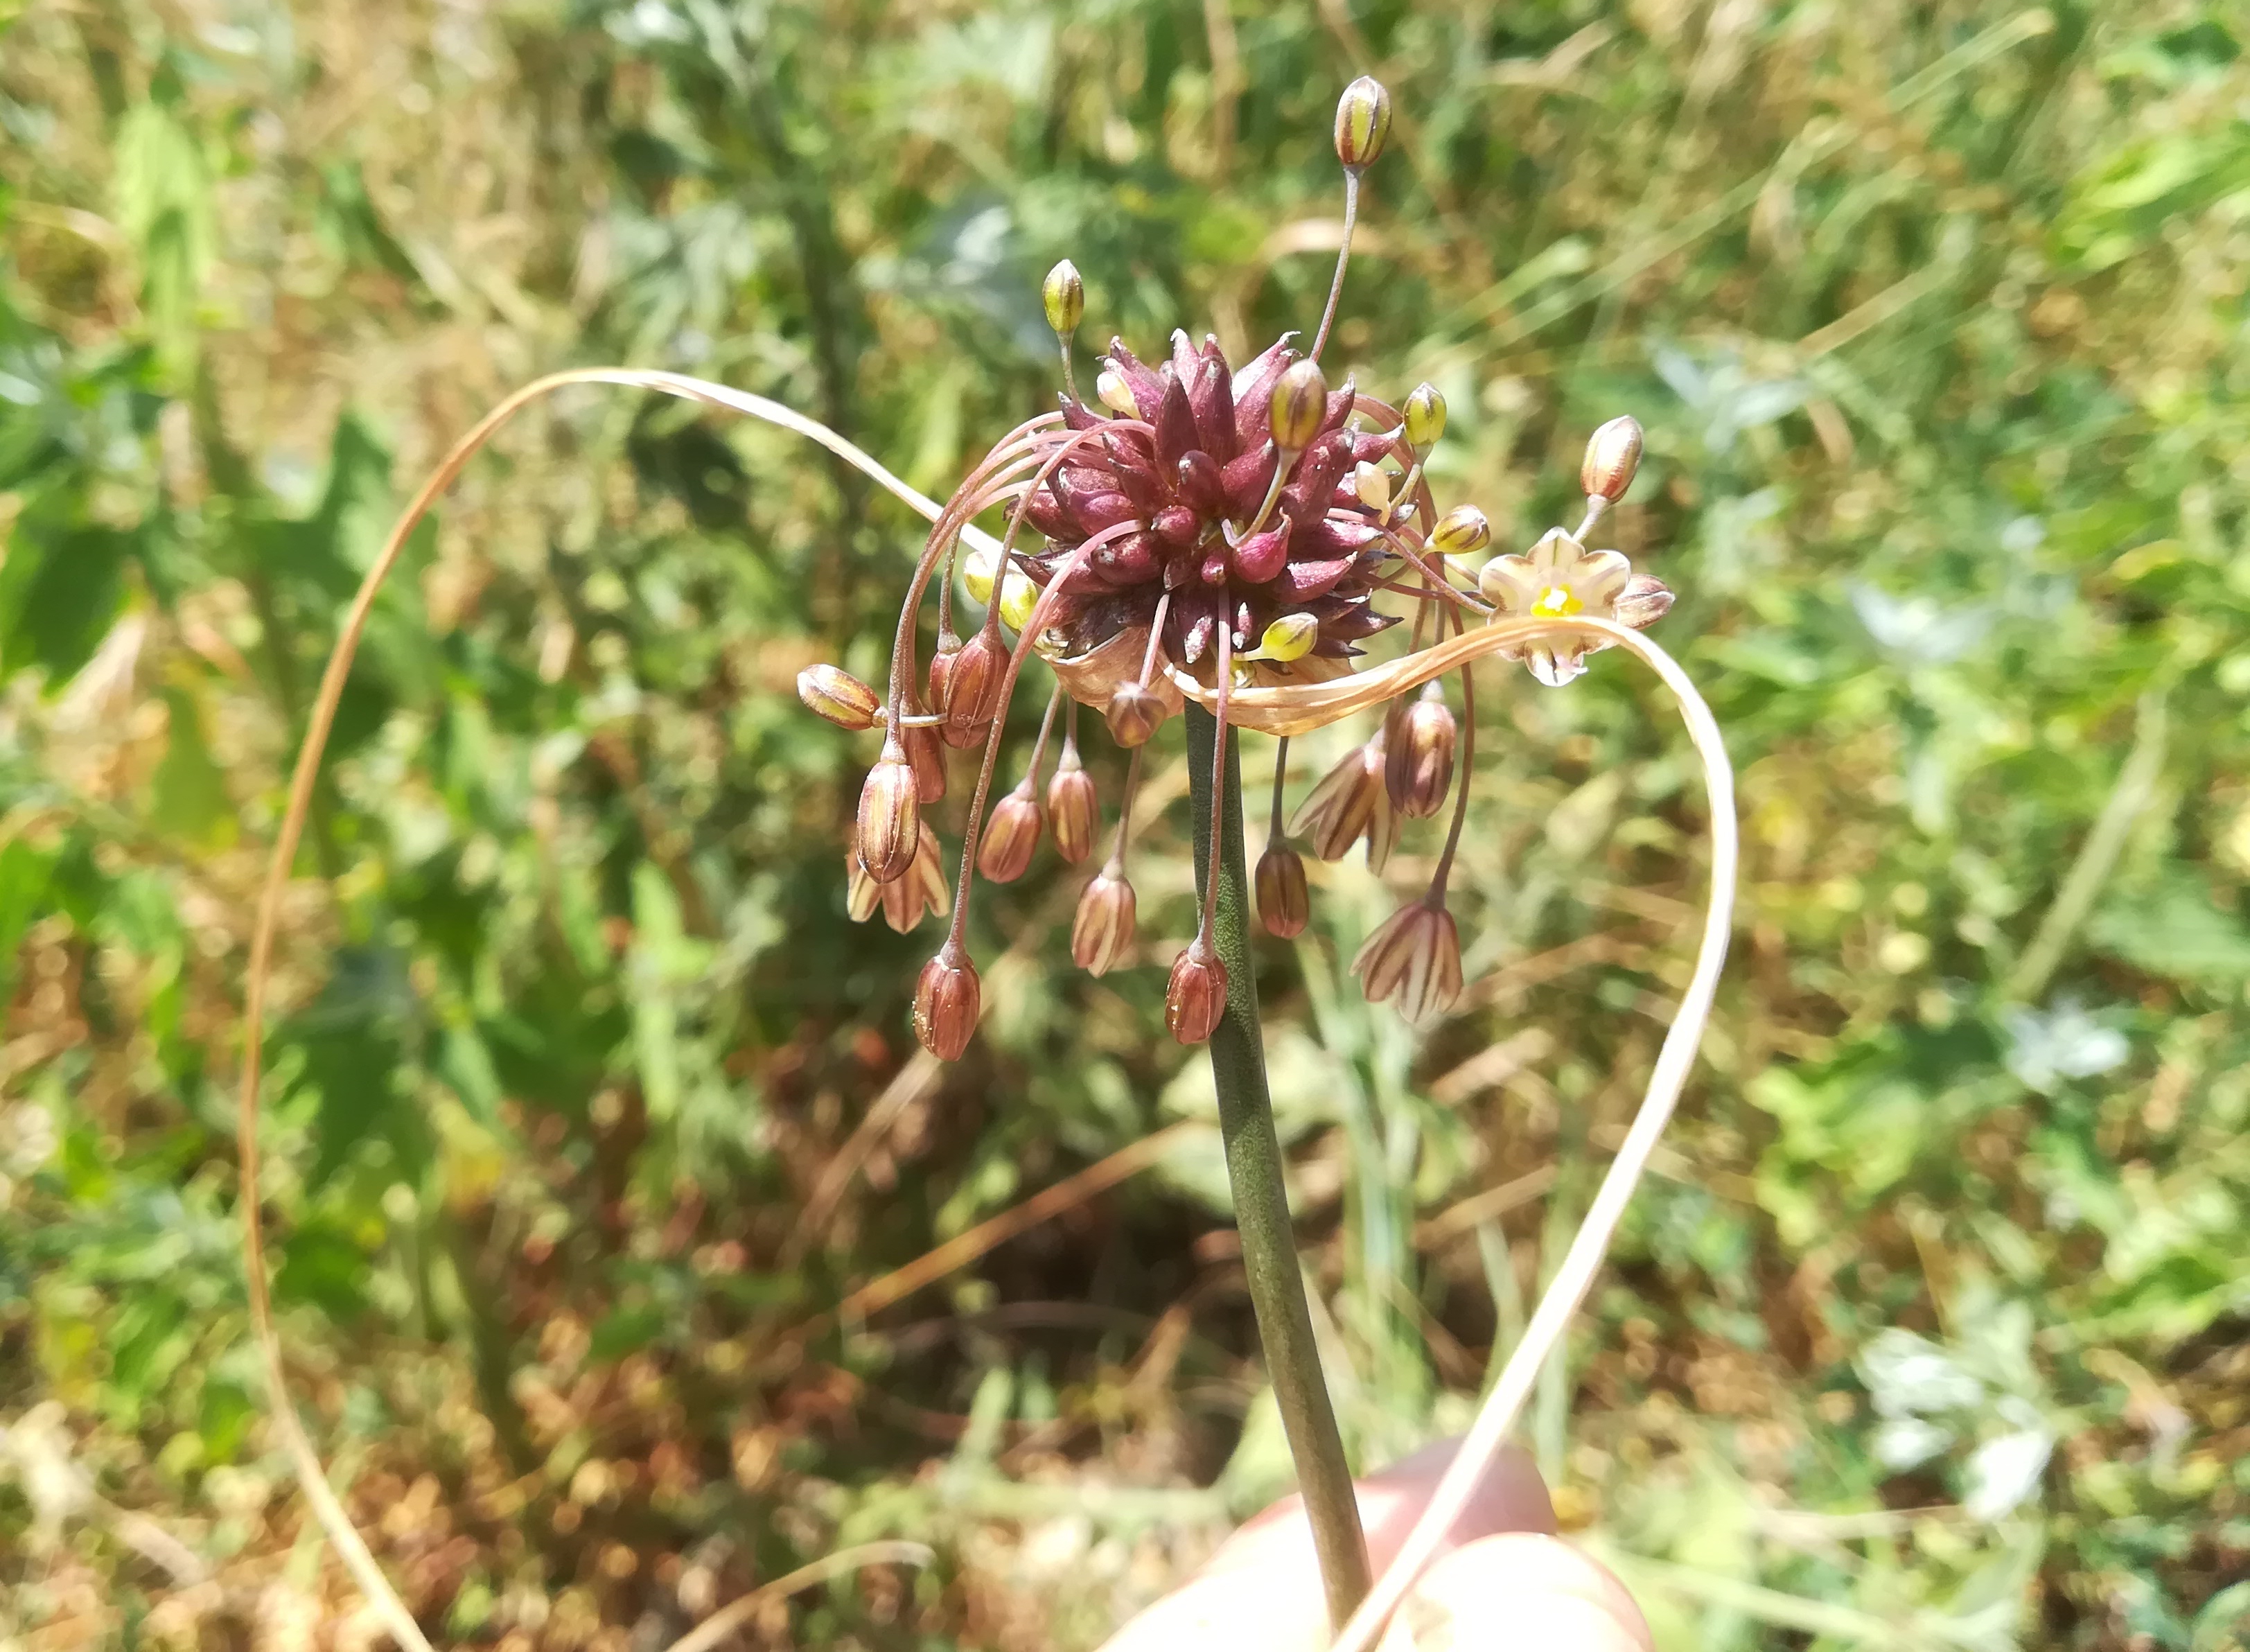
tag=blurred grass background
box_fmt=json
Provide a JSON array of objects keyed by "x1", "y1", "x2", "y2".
[{"x1": 3, "y1": 0, "x2": 2249, "y2": 1646}]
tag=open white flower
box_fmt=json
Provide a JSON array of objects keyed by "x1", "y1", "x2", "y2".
[{"x1": 1477, "y1": 527, "x2": 1671, "y2": 687}]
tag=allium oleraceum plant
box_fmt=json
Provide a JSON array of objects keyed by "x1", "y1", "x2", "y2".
[{"x1": 235, "y1": 76, "x2": 1735, "y2": 1652}]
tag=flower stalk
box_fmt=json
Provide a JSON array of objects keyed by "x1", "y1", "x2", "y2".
[{"x1": 1183, "y1": 703, "x2": 1371, "y2": 1627}]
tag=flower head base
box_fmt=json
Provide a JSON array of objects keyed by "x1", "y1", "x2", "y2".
[{"x1": 1351, "y1": 899, "x2": 1464, "y2": 1028}]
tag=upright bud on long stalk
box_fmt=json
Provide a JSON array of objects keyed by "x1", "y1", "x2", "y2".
[
  {"x1": 1333, "y1": 75, "x2": 1393, "y2": 170},
  {"x1": 1387, "y1": 682, "x2": 1457, "y2": 819},
  {"x1": 1269, "y1": 359, "x2": 1329, "y2": 453},
  {"x1": 1581, "y1": 415, "x2": 1644, "y2": 504},
  {"x1": 978, "y1": 780, "x2": 1043, "y2": 884},
  {"x1": 1042, "y1": 258, "x2": 1084, "y2": 338},
  {"x1": 1105, "y1": 683, "x2": 1166, "y2": 748},
  {"x1": 1047, "y1": 742, "x2": 1098, "y2": 864},
  {"x1": 1165, "y1": 939, "x2": 1229, "y2": 1045},
  {"x1": 913, "y1": 941, "x2": 981, "y2": 1060},
  {"x1": 856, "y1": 739, "x2": 920, "y2": 884},
  {"x1": 1403, "y1": 383, "x2": 1446, "y2": 449},
  {"x1": 1072, "y1": 870, "x2": 1137, "y2": 976},
  {"x1": 798, "y1": 664, "x2": 879, "y2": 730},
  {"x1": 1256, "y1": 843, "x2": 1310, "y2": 939}
]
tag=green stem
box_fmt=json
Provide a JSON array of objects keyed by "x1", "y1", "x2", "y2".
[{"x1": 1184, "y1": 703, "x2": 1371, "y2": 1628}]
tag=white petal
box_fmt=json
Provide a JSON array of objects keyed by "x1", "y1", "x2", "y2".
[
  {"x1": 1477, "y1": 553, "x2": 1537, "y2": 613},
  {"x1": 1573, "y1": 548, "x2": 1633, "y2": 606}
]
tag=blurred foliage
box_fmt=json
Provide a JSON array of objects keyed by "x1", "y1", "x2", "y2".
[{"x1": 2, "y1": 0, "x2": 2249, "y2": 1648}]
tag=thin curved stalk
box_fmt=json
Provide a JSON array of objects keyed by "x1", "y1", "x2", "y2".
[
  {"x1": 1325, "y1": 624, "x2": 1737, "y2": 1652},
  {"x1": 658, "y1": 1540, "x2": 934, "y2": 1652}
]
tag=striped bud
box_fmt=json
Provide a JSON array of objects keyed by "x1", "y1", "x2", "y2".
[
  {"x1": 1071, "y1": 870, "x2": 1137, "y2": 976},
  {"x1": 1256, "y1": 844, "x2": 1310, "y2": 939},
  {"x1": 1430, "y1": 504, "x2": 1491, "y2": 559},
  {"x1": 847, "y1": 823, "x2": 951, "y2": 933},
  {"x1": 1615, "y1": 572, "x2": 1675, "y2": 631},
  {"x1": 856, "y1": 740, "x2": 920, "y2": 884},
  {"x1": 1333, "y1": 76, "x2": 1393, "y2": 170},
  {"x1": 1258, "y1": 612, "x2": 1319, "y2": 663},
  {"x1": 978, "y1": 780, "x2": 1043, "y2": 884},
  {"x1": 1386, "y1": 683, "x2": 1457, "y2": 819},
  {"x1": 899, "y1": 693, "x2": 947, "y2": 803},
  {"x1": 798, "y1": 664, "x2": 879, "y2": 730},
  {"x1": 1165, "y1": 940, "x2": 1229, "y2": 1045},
  {"x1": 1581, "y1": 416, "x2": 1644, "y2": 504},
  {"x1": 1046, "y1": 742, "x2": 1098, "y2": 864},
  {"x1": 939, "y1": 631, "x2": 1005, "y2": 746},
  {"x1": 1351, "y1": 898, "x2": 1464, "y2": 1027},
  {"x1": 1105, "y1": 683, "x2": 1166, "y2": 748},
  {"x1": 1269, "y1": 359, "x2": 1329, "y2": 452},
  {"x1": 1403, "y1": 383, "x2": 1445, "y2": 449},
  {"x1": 1042, "y1": 258, "x2": 1084, "y2": 337},
  {"x1": 913, "y1": 942, "x2": 981, "y2": 1061}
]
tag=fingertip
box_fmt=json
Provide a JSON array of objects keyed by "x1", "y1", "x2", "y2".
[{"x1": 1407, "y1": 1533, "x2": 1652, "y2": 1652}]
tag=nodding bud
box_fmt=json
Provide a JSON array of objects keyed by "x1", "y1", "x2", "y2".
[
  {"x1": 1257, "y1": 612, "x2": 1319, "y2": 663},
  {"x1": 1043, "y1": 258, "x2": 1084, "y2": 337},
  {"x1": 1386, "y1": 683, "x2": 1458, "y2": 819},
  {"x1": 1352, "y1": 462, "x2": 1392, "y2": 513},
  {"x1": 1105, "y1": 683, "x2": 1166, "y2": 748},
  {"x1": 1269, "y1": 359, "x2": 1329, "y2": 452},
  {"x1": 978, "y1": 780, "x2": 1043, "y2": 884},
  {"x1": 1071, "y1": 870, "x2": 1137, "y2": 976},
  {"x1": 856, "y1": 741, "x2": 920, "y2": 884},
  {"x1": 1046, "y1": 744, "x2": 1098, "y2": 864},
  {"x1": 1616, "y1": 571, "x2": 1676, "y2": 631},
  {"x1": 900, "y1": 695, "x2": 948, "y2": 802},
  {"x1": 797, "y1": 663, "x2": 880, "y2": 730},
  {"x1": 1164, "y1": 939, "x2": 1229, "y2": 1045},
  {"x1": 1351, "y1": 898, "x2": 1464, "y2": 1027},
  {"x1": 1256, "y1": 844, "x2": 1310, "y2": 939},
  {"x1": 1403, "y1": 383, "x2": 1446, "y2": 449},
  {"x1": 912, "y1": 942, "x2": 981, "y2": 1061},
  {"x1": 1333, "y1": 75, "x2": 1393, "y2": 171},
  {"x1": 939, "y1": 631, "x2": 1005, "y2": 744},
  {"x1": 1581, "y1": 416, "x2": 1644, "y2": 503},
  {"x1": 1096, "y1": 367, "x2": 1139, "y2": 417},
  {"x1": 1430, "y1": 504, "x2": 1492, "y2": 559}
]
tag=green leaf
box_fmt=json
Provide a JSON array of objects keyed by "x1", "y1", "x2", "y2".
[{"x1": 2089, "y1": 868, "x2": 2250, "y2": 987}]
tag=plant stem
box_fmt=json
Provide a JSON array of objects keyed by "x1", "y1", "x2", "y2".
[{"x1": 1184, "y1": 703, "x2": 1371, "y2": 1628}]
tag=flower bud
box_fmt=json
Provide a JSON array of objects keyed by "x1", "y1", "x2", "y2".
[
  {"x1": 847, "y1": 823, "x2": 951, "y2": 933},
  {"x1": 856, "y1": 740, "x2": 920, "y2": 884},
  {"x1": 1580, "y1": 415, "x2": 1644, "y2": 503},
  {"x1": 1615, "y1": 571, "x2": 1675, "y2": 631},
  {"x1": 1105, "y1": 682, "x2": 1166, "y2": 748},
  {"x1": 1258, "y1": 612, "x2": 1319, "y2": 663},
  {"x1": 1268, "y1": 359, "x2": 1329, "y2": 452},
  {"x1": 1288, "y1": 735, "x2": 1395, "y2": 869},
  {"x1": 1352, "y1": 462, "x2": 1391, "y2": 513},
  {"x1": 900, "y1": 694, "x2": 947, "y2": 803},
  {"x1": 1096, "y1": 366, "x2": 1139, "y2": 417},
  {"x1": 1256, "y1": 844, "x2": 1310, "y2": 939},
  {"x1": 912, "y1": 942, "x2": 981, "y2": 1061},
  {"x1": 1333, "y1": 75, "x2": 1393, "y2": 170},
  {"x1": 939, "y1": 630, "x2": 1005, "y2": 745},
  {"x1": 1351, "y1": 898, "x2": 1464, "y2": 1027},
  {"x1": 1165, "y1": 939, "x2": 1229, "y2": 1045},
  {"x1": 1385, "y1": 683, "x2": 1457, "y2": 819},
  {"x1": 977, "y1": 780, "x2": 1043, "y2": 883},
  {"x1": 962, "y1": 546, "x2": 999, "y2": 605},
  {"x1": 1042, "y1": 258, "x2": 1084, "y2": 337},
  {"x1": 1430, "y1": 504, "x2": 1491, "y2": 559},
  {"x1": 999, "y1": 570, "x2": 1039, "y2": 633},
  {"x1": 798, "y1": 663, "x2": 879, "y2": 731},
  {"x1": 1046, "y1": 743, "x2": 1098, "y2": 864},
  {"x1": 1071, "y1": 870, "x2": 1137, "y2": 976},
  {"x1": 1403, "y1": 383, "x2": 1445, "y2": 449}
]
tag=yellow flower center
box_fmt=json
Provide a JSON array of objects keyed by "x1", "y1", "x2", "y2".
[{"x1": 1531, "y1": 584, "x2": 1582, "y2": 617}]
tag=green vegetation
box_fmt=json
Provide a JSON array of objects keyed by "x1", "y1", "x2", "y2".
[{"x1": 2, "y1": 1, "x2": 2246, "y2": 1646}]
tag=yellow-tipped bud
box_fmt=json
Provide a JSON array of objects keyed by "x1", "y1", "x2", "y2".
[
  {"x1": 1071, "y1": 870, "x2": 1137, "y2": 976},
  {"x1": 797, "y1": 664, "x2": 879, "y2": 731},
  {"x1": 961, "y1": 546, "x2": 998, "y2": 605},
  {"x1": 1042, "y1": 258, "x2": 1084, "y2": 337},
  {"x1": 1256, "y1": 844, "x2": 1310, "y2": 940},
  {"x1": 1269, "y1": 358, "x2": 1329, "y2": 452},
  {"x1": 855, "y1": 741, "x2": 920, "y2": 884},
  {"x1": 998, "y1": 570, "x2": 1039, "y2": 633},
  {"x1": 1581, "y1": 415, "x2": 1644, "y2": 503},
  {"x1": 1403, "y1": 383, "x2": 1446, "y2": 449},
  {"x1": 1333, "y1": 76, "x2": 1393, "y2": 171},
  {"x1": 1165, "y1": 939, "x2": 1229, "y2": 1045},
  {"x1": 1258, "y1": 612, "x2": 1320, "y2": 663},
  {"x1": 1430, "y1": 504, "x2": 1492, "y2": 559},
  {"x1": 1352, "y1": 462, "x2": 1392, "y2": 513},
  {"x1": 912, "y1": 942, "x2": 981, "y2": 1061}
]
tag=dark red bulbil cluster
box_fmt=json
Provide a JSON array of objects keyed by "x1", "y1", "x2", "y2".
[{"x1": 1019, "y1": 331, "x2": 1403, "y2": 676}]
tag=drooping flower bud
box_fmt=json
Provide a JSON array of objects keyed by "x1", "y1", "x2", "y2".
[
  {"x1": 1333, "y1": 76, "x2": 1393, "y2": 171},
  {"x1": 1258, "y1": 611, "x2": 1319, "y2": 663},
  {"x1": 1269, "y1": 359, "x2": 1329, "y2": 452},
  {"x1": 1430, "y1": 504, "x2": 1491, "y2": 559},
  {"x1": 856, "y1": 739, "x2": 920, "y2": 884},
  {"x1": 1385, "y1": 683, "x2": 1457, "y2": 819},
  {"x1": 1288, "y1": 735, "x2": 1394, "y2": 867},
  {"x1": 939, "y1": 630, "x2": 1005, "y2": 746},
  {"x1": 1615, "y1": 571, "x2": 1676, "y2": 631},
  {"x1": 978, "y1": 780, "x2": 1043, "y2": 884},
  {"x1": 1351, "y1": 898, "x2": 1464, "y2": 1027},
  {"x1": 899, "y1": 693, "x2": 947, "y2": 803},
  {"x1": 1581, "y1": 416, "x2": 1644, "y2": 504},
  {"x1": 1403, "y1": 383, "x2": 1445, "y2": 449},
  {"x1": 797, "y1": 664, "x2": 880, "y2": 731},
  {"x1": 1046, "y1": 742, "x2": 1098, "y2": 865},
  {"x1": 1352, "y1": 462, "x2": 1392, "y2": 513},
  {"x1": 1165, "y1": 939, "x2": 1229, "y2": 1045},
  {"x1": 1071, "y1": 870, "x2": 1137, "y2": 976},
  {"x1": 1105, "y1": 683, "x2": 1166, "y2": 748},
  {"x1": 913, "y1": 942, "x2": 981, "y2": 1061},
  {"x1": 1256, "y1": 844, "x2": 1310, "y2": 939},
  {"x1": 1042, "y1": 258, "x2": 1084, "y2": 337}
]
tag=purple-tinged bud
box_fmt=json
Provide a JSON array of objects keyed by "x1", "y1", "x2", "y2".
[
  {"x1": 1232, "y1": 518, "x2": 1292, "y2": 584},
  {"x1": 1269, "y1": 359, "x2": 1329, "y2": 453},
  {"x1": 1581, "y1": 416, "x2": 1644, "y2": 504},
  {"x1": 1430, "y1": 504, "x2": 1491, "y2": 559},
  {"x1": 856, "y1": 739, "x2": 920, "y2": 884},
  {"x1": 1165, "y1": 939, "x2": 1229, "y2": 1045},
  {"x1": 798, "y1": 663, "x2": 880, "y2": 730},
  {"x1": 1105, "y1": 683, "x2": 1166, "y2": 748},
  {"x1": 1153, "y1": 504, "x2": 1201, "y2": 547},
  {"x1": 899, "y1": 692, "x2": 947, "y2": 803},
  {"x1": 1047, "y1": 742, "x2": 1098, "y2": 865},
  {"x1": 1177, "y1": 450, "x2": 1228, "y2": 516},
  {"x1": 1403, "y1": 383, "x2": 1445, "y2": 450},
  {"x1": 1333, "y1": 76, "x2": 1393, "y2": 171},
  {"x1": 939, "y1": 630, "x2": 1005, "y2": 747},
  {"x1": 1615, "y1": 572, "x2": 1675, "y2": 631},
  {"x1": 1042, "y1": 258, "x2": 1084, "y2": 337},
  {"x1": 1351, "y1": 899, "x2": 1464, "y2": 1027},
  {"x1": 1071, "y1": 870, "x2": 1137, "y2": 976},
  {"x1": 1385, "y1": 683, "x2": 1457, "y2": 819},
  {"x1": 1256, "y1": 844, "x2": 1310, "y2": 939},
  {"x1": 978, "y1": 780, "x2": 1043, "y2": 884},
  {"x1": 913, "y1": 941, "x2": 981, "y2": 1061}
]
